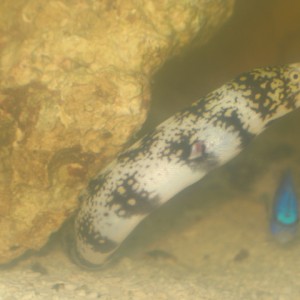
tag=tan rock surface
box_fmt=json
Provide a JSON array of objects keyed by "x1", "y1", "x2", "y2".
[{"x1": 0, "y1": 0, "x2": 235, "y2": 264}]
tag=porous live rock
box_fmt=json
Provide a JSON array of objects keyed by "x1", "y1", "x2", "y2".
[{"x1": 0, "y1": 0, "x2": 235, "y2": 264}]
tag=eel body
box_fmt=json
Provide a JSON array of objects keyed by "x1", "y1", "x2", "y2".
[{"x1": 70, "y1": 64, "x2": 300, "y2": 268}]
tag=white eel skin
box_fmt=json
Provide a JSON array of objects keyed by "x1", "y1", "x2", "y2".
[{"x1": 70, "y1": 64, "x2": 300, "y2": 268}]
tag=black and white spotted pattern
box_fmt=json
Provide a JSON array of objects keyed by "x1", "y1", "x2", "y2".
[{"x1": 70, "y1": 64, "x2": 300, "y2": 268}]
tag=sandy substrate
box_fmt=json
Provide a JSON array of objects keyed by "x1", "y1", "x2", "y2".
[{"x1": 1, "y1": 196, "x2": 300, "y2": 300}]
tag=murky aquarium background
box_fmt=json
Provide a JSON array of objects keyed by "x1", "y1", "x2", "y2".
[
  {"x1": 123, "y1": 0, "x2": 300, "y2": 298},
  {"x1": 1, "y1": 0, "x2": 300, "y2": 299},
  {"x1": 137, "y1": 1, "x2": 300, "y2": 299}
]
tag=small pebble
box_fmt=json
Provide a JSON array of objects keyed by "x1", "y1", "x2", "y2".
[
  {"x1": 51, "y1": 282, "x2": 65, "y2": 291},
  {"x1": 29, "y1": 262, "x2": 48, "y2": 275},
  {"x1": 233, "y1": 248, "x2": 249, "y2": 262},
  {"x1": 145, "y1": 249, "x2": 177, "y2": 262}
]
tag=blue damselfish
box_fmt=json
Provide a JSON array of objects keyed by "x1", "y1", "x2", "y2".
[{"x1": 270, "y1": 171, "x2": 299, "y2": 244}]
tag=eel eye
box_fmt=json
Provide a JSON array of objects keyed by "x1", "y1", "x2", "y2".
[{"x1": 188, "y1": 140, "x2": 206, "y2": 160}]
